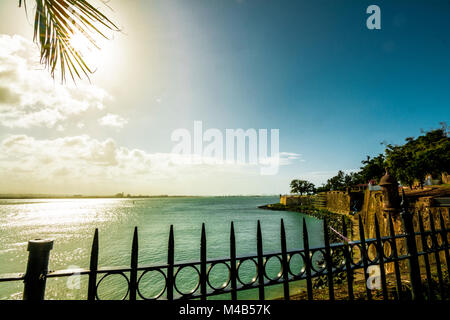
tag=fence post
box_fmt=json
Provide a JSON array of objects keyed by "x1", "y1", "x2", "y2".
[
  {"x1": 23, "y1": 239, "x2": 54, "y2": 300},
  {"x1": 200, "y1": 223, "x2": 207, "y2": 300},
  {"x1": 342, "y1": 217, "x2": 354, "y2": 300},
  {"x1": 388, "y1": 213, "x2": 404, "y2": 300},
  {"x1": 229, "y1": 222, "x2": 238, "y2": 300},
  {"x1": 323, "y1": 219, "x2": 334, "y2": 300},
  {"x1": 256, "y1": 220, "x2": 265, "y2": 300},
  {"x1": 358, "y1": 215, "x2": 372, "y2": 300},
  {"x1": 280, "y1": 219, "x2": 290, "y2": 300},
  {"x1": 400, "y1": 190, "x2": 423, "y2": 300},
  {"x1": 87, "y1": 229, "x2": 99, "y2": 301},
  {"x1": 129, "y1": 227, "x2": 139, "y2": 301},
  {"x1": 167, "y1": 225, "x2": 175, "y2": 300},
  {"x1": 302, "y1": 218, "x2": 313, "y2": 300}
]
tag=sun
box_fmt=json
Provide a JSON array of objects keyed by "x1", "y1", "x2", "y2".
[{"x1": 69, "y1": 33, "x2": 103, "y2": 71}]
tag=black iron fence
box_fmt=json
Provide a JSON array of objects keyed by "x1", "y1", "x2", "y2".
[{"x1": 1, "y1": 199, "x2": 449, "y2": 301}]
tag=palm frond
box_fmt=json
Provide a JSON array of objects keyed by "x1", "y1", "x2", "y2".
[{"x1": 19, "y1": 0, "x2": 119, "y2": 82}]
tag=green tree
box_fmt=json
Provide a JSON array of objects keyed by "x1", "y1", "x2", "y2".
[
  {"x1": 385, "y1": 125, "x2": 450, "y2": 188},
  {"x1": 315, "y1": 184, "x2": 330, "y2": 193},
  {"x1": 358, "y1": 154, "x2": 386, "y2": 183},
  {"x1": 327, "y1": 170, "x2": 346, "y2": 191},
  {"x1": 315, "y1": 169, "x2": 368, "y2": 192},
  {"x1": 290, "y1": 179, "x2": 316, "y2": 195},
  {"x1": 19, "y1": 0, "x2": 119, "y2": 81},
  {"x1": 295, "y1": 123, "x2": 448, "y2": 193}
]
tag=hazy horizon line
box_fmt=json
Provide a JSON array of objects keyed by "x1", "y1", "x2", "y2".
[{"x1": 0, "y1": 193, "x2": 280, "y2": 199}]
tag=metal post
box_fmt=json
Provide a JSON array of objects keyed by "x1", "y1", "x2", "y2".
[
  {"x1": 342, "y1": 217, "x2": 354, "y2": 300},
  {"x1": 200, "y1": 223, "x2": 207, "y2": 300},
  {"x1": 23, "y1": 239, "x2": 54, "y2": 300},
  {"x1": 87, "y1": 229, "x2": 99, "y2": 301},
  {"x1": 302, "y1": 218, "x2": 313, "y2": 300},
  {"x1": 256, "y1": 221, "x2": 265, "y2": 300},
  {"x1": 400, "y1": 190, "x2": 423, "y2": 300},
  {"x1": 229, "y1": 222, "x2": 238, "y2": 300},
  {"x1": 130, "y1": 227, "x2": 139, "y2": 300},
  {"x1": 167, "y1": 225, "x2": 175, "y2": 300},
  {"x1": 323, "y1": 219, "x2": 334, "y2": 300},
  {"x1": 280, "y1": 219, "x2": 290, "y2": 300}
]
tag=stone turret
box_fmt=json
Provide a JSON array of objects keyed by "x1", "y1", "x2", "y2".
[{"x1": 379, "y1": 168, "x2": 400, "y2": 216}]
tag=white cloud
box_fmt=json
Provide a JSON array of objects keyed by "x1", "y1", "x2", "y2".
[
  {"x1": 280, "y1": 152, "x2": 303, "y2": 165},
  {"x1": 0, "y1": 34, "x2": 302, "y2": 195},
  {"x1": 0, "y1": 134, "x2": 300, "y2": 195},
  {"x1": 98, "y1": 113, "x2": 128, "y2": 128},
  {"x1": 0, "y1": 34, "x2": 111, "y2": 129},
  {"x1": 0, "y1": 134, "x2": 232, "y2": 179},
  {"x1": 77, "y1": 122, "x2": 85, "y2": 129}
]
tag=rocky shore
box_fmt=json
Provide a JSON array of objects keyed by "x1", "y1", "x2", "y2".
[{"x1": 258, "y1": 203, "x2": 352, "y2": 243}]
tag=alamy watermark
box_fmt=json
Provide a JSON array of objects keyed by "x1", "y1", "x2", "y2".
[
  {"x1": 366, "y1": 265, "x2": 382, "y2": 290},
  {"x1": 66, "y1": 265, "x2": 81, "y2": 290},
  {"x1": 171, "y1": 121, "x2": 280, "y2": 175},
  {"x1": 366, "y1": 5, "x2": 381, "y2": 30}
]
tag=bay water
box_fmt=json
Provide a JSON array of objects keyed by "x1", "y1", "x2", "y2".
[{"x1": 0, "y1": 196, "x2": 324, "y2": 300}]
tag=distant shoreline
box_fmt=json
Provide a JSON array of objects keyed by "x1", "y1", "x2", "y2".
[
  {"x1": 0, "y1": 195, "x2": 168, "y2": 200},
  {"x1": 0, "y1": 194, "x2": 278, "y2": 200}
]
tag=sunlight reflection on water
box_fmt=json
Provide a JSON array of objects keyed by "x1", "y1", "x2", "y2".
[{"x1": 0, "y1": 197, "x2": 324, "y2": 300}]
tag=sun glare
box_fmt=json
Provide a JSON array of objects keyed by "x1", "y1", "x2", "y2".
[{"x1": 69, "y1": 33, "x2": 104, "y2": 71}]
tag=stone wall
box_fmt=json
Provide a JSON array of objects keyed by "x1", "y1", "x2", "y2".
[
  {"x1": 358, "y1": 189, "x2": 450, "y2": 238},
  {"x1": 281, "y1": 191, "x2": 363, "y2": 215},
  {"x1": 355, "y1": 189, "x2": 405, "y2": 272},
  {"x1": 325, "y1": 191, "x2": 351, "y2": 215},
  {"x1": 412, "y1": 197, "x2": 450, "y2": 269},
  {"x1": 280, "y1": 189, "x2": 449, "y2": 274},
  {"x1": 323, "y1": 191, "x2": 363, "y2": 215},
  {"x1": 355, "y1": 188, "x2": 450, "y2": 273},
  {"x1": 359, "y1": 189, "x2": 384, "y2": 235},
  {"x1": 442, "y1": 172, "x2": 449, "y2": 184},
  {"x1": 279, "y1": 195, "x2": 313, "y2": 206}
]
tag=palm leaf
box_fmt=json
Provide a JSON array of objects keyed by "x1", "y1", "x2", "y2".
[{"x1": 19, "y1": 0, "x2": 119, "y2": 82}]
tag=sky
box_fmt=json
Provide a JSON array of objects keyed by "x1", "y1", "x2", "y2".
[{"x1": 0, "y1": 0, "x2": 449, "y2": 196}]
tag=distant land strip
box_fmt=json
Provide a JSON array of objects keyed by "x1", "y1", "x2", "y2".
[
  {"x1": 0, "y1": 194, "x2": 274, "y2": 199},
  {"x1": 0, "y1": 194, "x2": 169, "y2": 199}
]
